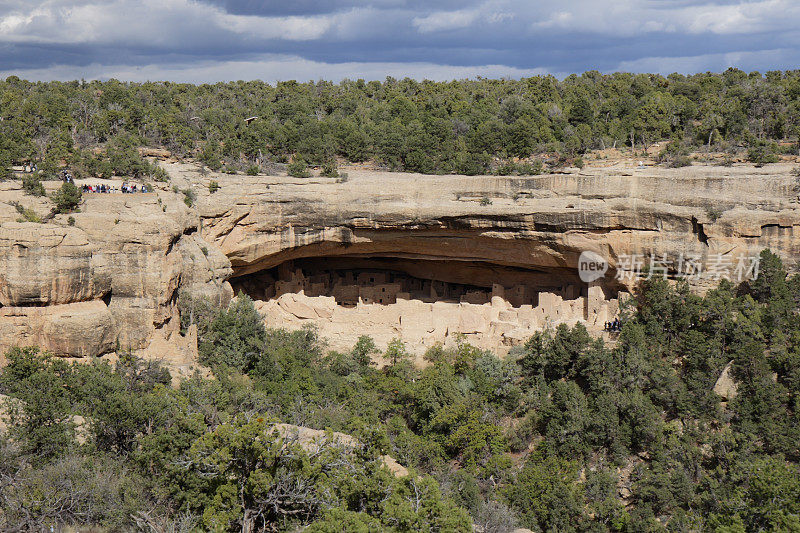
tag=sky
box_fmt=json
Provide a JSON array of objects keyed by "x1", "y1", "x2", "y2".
[{"x1": 0, "y1": 0, "x2": 798, "y2": 83}]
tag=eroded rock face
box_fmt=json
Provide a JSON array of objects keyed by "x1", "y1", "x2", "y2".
[
  {"x1": 0, "y1": 301, "x2": 116, "y2": 358},
  {"x1": 183, "y1": 162, "x2": 800, "y2": 353},
  {"x1": 2, "y1": 161, "x2": 800, "y2": 361},
  {"x1": 0, "y1": 223, "x2": 106, "y2": 306},
  {"x1": 191, "y1": 164, "x2": 800, "y2": 295},
  {"x1": 0, "y1": 186, "x2": 232, "y2": 358}
]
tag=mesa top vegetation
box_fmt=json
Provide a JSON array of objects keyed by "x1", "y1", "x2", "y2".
[{"x1": 1, "y1": 68, "x2": 799, "y2": 179}]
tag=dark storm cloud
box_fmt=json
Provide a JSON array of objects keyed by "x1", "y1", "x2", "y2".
[{"x1": 0, "y1": 0, "x2": 798, "y2": 82}]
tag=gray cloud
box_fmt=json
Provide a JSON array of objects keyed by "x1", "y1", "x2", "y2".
[
  {"x1": 0, "y1": 0, "x2": 797, "y2": 82},
  {"x1": 195, "y1": 0, "x2": 478, "y2": 17}
]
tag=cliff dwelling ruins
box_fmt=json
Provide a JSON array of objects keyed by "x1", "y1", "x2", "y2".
[{"x1": 232, "y1": 255, "x2": 622, "y2": 356}]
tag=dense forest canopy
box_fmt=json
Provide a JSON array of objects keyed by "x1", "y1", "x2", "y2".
[
  {"x1": 2, "y1": 68, "x2": 800, "y2": 179},
  {"x1": 1, "y1": 249, "x2": 799, "y2": 531}
]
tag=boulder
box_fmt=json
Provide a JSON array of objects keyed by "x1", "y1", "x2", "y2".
[
  {"x1": 0, "y1": 301, "x2": 116, "y2": 357},
  {"x1": 270, "y1": 423, "x2": 409, "y2": 477},
  {"x1": 277, "y1": 293, "x2": 319, "y2": 320},
  {"x1": 713, "y1": 361, "x2": 738, "y2": 401}
]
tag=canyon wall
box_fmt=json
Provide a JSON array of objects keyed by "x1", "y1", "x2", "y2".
[
  {"x1": 193, "y1": 163, "x2": 800, "y2": 293},
  {"x1": 0, "y1": 181, "x2": 232, "y2": 362},
  {"x1": 1, "y1": 161, "x2": 799, "y2": 362}
]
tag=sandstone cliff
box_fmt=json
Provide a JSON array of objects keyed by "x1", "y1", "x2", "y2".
[
  {"x1": 181, "y1": 161, "x2": 800, "y2": 356},
  {"x1": 0, "y1": 179, "x2": 232, "y2": 361},
  {"x1": 1, "y1": 161, "x2": 799, "y2": 361},
  {"x1": 186, "y1": 162, "x2": 800, "y2": 292}
]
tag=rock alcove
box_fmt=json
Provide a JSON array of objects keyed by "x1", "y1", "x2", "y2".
[{"x1": 230, "y1": 254, "x2": 622, "y2": 357}]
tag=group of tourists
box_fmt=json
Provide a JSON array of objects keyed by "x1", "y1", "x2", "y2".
[
  {"x1": 21, "y1": 165, "x2": 151, "y2": 195},
  {"x1": 81, "y1": 182, "x2": 150, "y2": 193},
  {"x1": 82, "y1": 183, "x2": 112, "y2": 193},
  {"x1": 604, "y1": 318, "x2": 622, "y2": 332},
  {"x1": 121, "y1": 183, "x2": 149, "y2": 193}
]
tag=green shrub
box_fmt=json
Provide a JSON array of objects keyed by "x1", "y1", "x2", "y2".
[
  {"x1": 37, "y1": 155, "x2": 60, "y2": 180},
  {"x1": 199, "y1": 142, "x2": 222, "y2": 171},
  {"x1": 496, "y1": 162, "x2": 516, "y2": 175},
  {"x1": 177, "y1": 291, "x2": 217, "y2": 334},
  {"x1": 22, "y1": 175, "x2": 45, "y2": 196},
  {"x1": 182, "y1": 188, "x2": 196, "y2": 207},
  {"x1": 105, "y1": 134, "x2": 150, "y2": 177},
  {"x1": 51, "y1": 181, "x2": 82, "y2": 213},
  {"x1": 321, "y1": 160, "x2": 339, "y2": 178},
  {"x1": 246, "y1": 164, "x2": 260, "y2": 176},
  {"x1": 287, "y1": 157, "x2": 310, "y2": 178},
  {"x1": 404, "y1": 150, "x2": 435, "y2": 173},
  {"x1": 148, "y1": 165, "x2": 169, "y2": 182},
  {"x1": 504, "y1": 451, "x2": 584, "y2": 531},
  {"x1": 747, "y1": 142, "x2": 779, "y2": 166},
  {"x1": 0, "y1": 454, "x2": 150, "y2": 531},
  {"x1": 0, "y1": 347, "x2": 74, "y2": 460},
  {"x1": 208, "y1": 180, "x2": 220, "y2": 194},
  {"x1": 87, "y1": 154, "x2": 114, "y2": 178},
  {"x1": 0, "y1": 148, "x2": 11, "y2": 180},
  {"x1": 198, "y1": 293, "x2": 266, "y2": 371},
  {"x1": 658, "y1": 139, "x2": 693, "y2": 167},
  {"x1": 669, "y1": 155, "x2": 693, "y2": 167},
  {"x1": 13, "y1": 202, "x2": 42, "y2": 223},
  {"x1": 454, "y1": 151, "x2": 490, "y2": 176}
]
